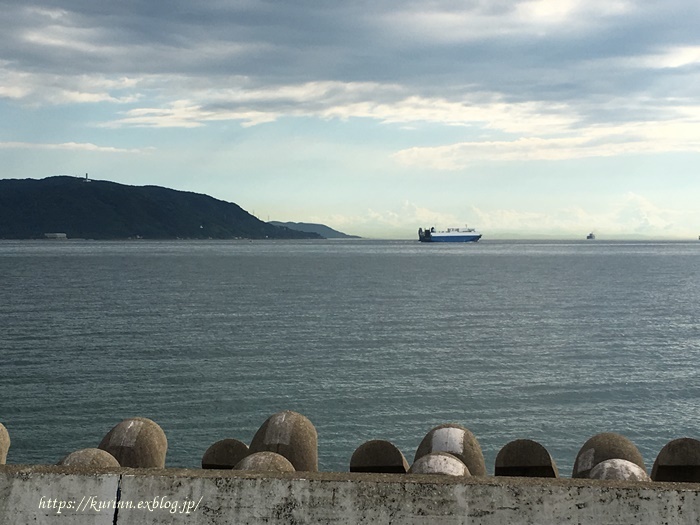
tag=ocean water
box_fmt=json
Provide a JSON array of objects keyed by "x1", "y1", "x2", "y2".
[{"x1": 1, "y1": 239, "x2": 699, "y2": 476}]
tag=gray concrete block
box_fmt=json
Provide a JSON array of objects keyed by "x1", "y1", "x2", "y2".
[
  {"x1": 0, "y1": 423, "x2": 9, "y2": 465},
  {"x1": 409, "y1": 452, "x2": 471, "y2": 476},
  {"x1": 414, "y1": 423, "x2": 486, "y2": 476},
  {"x1": 202, "y1": 439, "x2": 249, "y2": 469},
  {"x1": 350, "y1": 440, "x2": 409, "y2": 473},
  {"x1": 249, "y1": 411, "x2": 318, "y2": 472},
  {"x1": 589, "y1": 459, "x2": 650, "y2": 481},
  {"x1": 572, "y1": 432, "x2": 645, "y2": 479},
  {"x1": 234, "y1": 452, "x2": 295, "y2": 473},
  {"x1": 57, "y1": 448, "x2": 120, "y2": 468},
  {"x1": 98, "y1": 417, "x2": 167, "y2": 468},
  {"x1": 652, "y1": 437, "x2": 700, "y2": 482},
  {"x1": 495, "y1": 439, "x2": 558, "y2": 478}
]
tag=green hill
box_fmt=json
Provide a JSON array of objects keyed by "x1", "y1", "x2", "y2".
[
  {"x1": 0, "y1": 176, "x2": 321, "y2": 240},
  {"x1": 269, "y1": 221, "x2": 360, "y2": 239}
]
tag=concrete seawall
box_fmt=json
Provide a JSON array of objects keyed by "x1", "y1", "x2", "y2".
[{"x1": 2, "y1": 465, "x2": 700, "y2": 524}]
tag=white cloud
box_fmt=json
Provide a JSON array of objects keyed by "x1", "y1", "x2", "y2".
[
  {"x1": 516, "y1": 0, "x2": 631, "y2": 25},
  {"x1": 639, "y1": 45, "x2": 700, "y2": 69},
  {"x1": 303, "y1": 201, "x2": 462, "y2": 238},
  {"x1": 377, "y1": 0, "x2": 632, "y2": 45},
  {"x1": 613, "y1": 192, "x2": 679, "y2": 234},
  {"x1": 97, "y1": 79, "x2": 579, "y2": 134},
  {"x1": 22, "y1": 27, "x2": 104, "y2": 54},
  {"x1": 0, "y1": 141, "x2": 149, "y2": 153},
  {"x1": 469, "y1": 192, "x2": 694, "y2": 237},
  {"x1": 392, "y1": 115, "x2": 700, "y2": 169},
  {"x1": 0, "y1": 66, "x2": 140, "y2": 104},
  {"x1": 516, "y1": 0, "x2": 582, "y2": 24},
  {"x1": 27, "y1": 7, "x2": 69, "y2": 21},
  {"x1": 312, "y1": 193, "x2": 698, "y2": 239}
]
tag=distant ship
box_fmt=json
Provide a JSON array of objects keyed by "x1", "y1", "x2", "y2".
[
  {"x1": 419, "y1": 226, "x2": 482, "y2": 243},
  {"x1": 586, "y1": 232, "x2": 596, "y2": 240}
]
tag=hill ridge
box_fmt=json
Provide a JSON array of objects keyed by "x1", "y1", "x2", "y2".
[
  {"x1": 269, "y1": 221, "x2": 359, "y2": 239},
  {"x1": 0, "y1": 176, "x2": 321, "y2": 240}
]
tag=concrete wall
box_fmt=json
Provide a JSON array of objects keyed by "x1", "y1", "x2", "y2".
[{"x1": 2, "y1": 465, "x2": 700, "y2": 524}]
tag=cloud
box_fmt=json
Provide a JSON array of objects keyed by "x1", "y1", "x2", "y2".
[
  {"x1": 0, "y1": 64, "x2": 140, "y2": 104},
  {"x1": 2, "y1": 1, "x2": 698, "y2": 101},
  {"x1": 635, "y1": 45, "x2": 700, "y2": 69},
  {"x1": 313, "y1": 193, "x2": 697, "y2": 239},
  {"x1": 613, "y1": 192, "x2": 679, "y2": 234},
  {"x1": 97, "y1": 81, "x2": 581, "y2": 131},
  {"x1": 393, "y1": 113, "x2": 700, "y2": 168},
  {"x1": 4, "y1": 0, "x2": 699, "y2": 165},
  {"x1": 0, "y1": 141, "x2": 149, "y2": 153},
  {"x1": 307, "y1": 201, "x2": 465, "y2": 238},
  {"x1": 469, "y1": 192, "x2": 694, "y2": 237},
  {"x1": 1, "y1": 2, "x2": 698, "y2": 112}
]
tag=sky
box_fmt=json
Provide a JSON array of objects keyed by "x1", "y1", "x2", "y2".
[{"x1": 2, "y1": 0, "x2": 700, "y2": 239}]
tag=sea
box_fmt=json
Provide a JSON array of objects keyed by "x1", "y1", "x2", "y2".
[{"x1": 1, "y1": 239, "x2": 699, "y2": 476}]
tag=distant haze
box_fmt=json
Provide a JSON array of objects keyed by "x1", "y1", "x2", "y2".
[{"x1": 1, "y1": 2, "x2": 700, "y2": 239}]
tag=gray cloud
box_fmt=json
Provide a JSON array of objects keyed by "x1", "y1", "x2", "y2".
[{"x1": 2, "y1": 0, "x2": 700, "y2": 131}]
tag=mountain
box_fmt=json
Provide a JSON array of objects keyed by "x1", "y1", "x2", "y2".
[
  {"x1": 0, "y1": 176, "x2": 322, "y2": 240},
  {"x1": 268, "y1": 221, "x2": 360, "y2": 239}
]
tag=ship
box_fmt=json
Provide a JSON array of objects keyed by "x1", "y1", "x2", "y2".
[
  {"x1": 586, "y1": 232, "x2": 595, "y2": 240},
  {"x1": 418, "y1": 226, "x2": 482, "y2": 243}
]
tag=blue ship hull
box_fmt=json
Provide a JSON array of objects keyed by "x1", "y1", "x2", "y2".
[{"x1": 425, "y1": 234, "x2": 481, "y2": 243}]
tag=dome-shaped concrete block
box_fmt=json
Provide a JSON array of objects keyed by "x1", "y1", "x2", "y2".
[
  {"x1": 57, "y1": 448, "x2": 120, "y2": 468},
  {"x1": 249, "y1": 411, "x2": 318, "y2": 472},
  {"x1": 651, "y1": 437, "x2": 700, "y2": 482},
  {"x1": 414, "y1": 423, "x2": 486, "y2": 476},
  {"x1": 409, "y1": 452, "x2": 471, "y2": 476},
  {"x1": 234, "y1": 451, "x2": 295, "y2": 473},
  {"x1": 495, "y1": 439, "x2": 558, "y2": 478},
  {"x1": 202, "y1": 439, "x2": 249, "y2": 469},
  {"x1": 0, "y1": 423, "x2": 9, "y2": 465},
  {"x1": 98, "y1": 417, "x2": 167, "y2": 468},
  {"x1": 572, "y1": 433, "x2": 645, "y2": 479},
  {"x1": 589, "y1": 459, "x2": 650, "y2": 481},
  {"x1": 350, "y1": 439, "x2": 409, "y2": 473}
]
